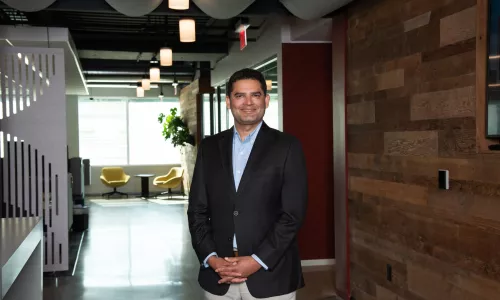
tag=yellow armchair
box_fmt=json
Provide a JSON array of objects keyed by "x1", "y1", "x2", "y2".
[
  {"x1": 153, "y1": 167, "x2": 184, "y2": 198},
  {"x1": 100, "y1": 167, "x2": 130, "y2": 198}
]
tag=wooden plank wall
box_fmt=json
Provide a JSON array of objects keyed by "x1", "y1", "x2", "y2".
[{"x1": 346, "y1": 0, "x2": 500, "y2": 299}]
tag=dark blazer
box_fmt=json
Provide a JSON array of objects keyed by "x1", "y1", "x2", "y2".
[{"x1": 187, "y1": 122, "x2": 308, "y2": 298}]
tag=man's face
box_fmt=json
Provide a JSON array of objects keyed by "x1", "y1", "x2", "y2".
[{"x1": 226, "y1": 79, "x2": 269, "y2": 127}]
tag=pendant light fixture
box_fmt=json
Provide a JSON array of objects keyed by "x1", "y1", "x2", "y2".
[
  {"x1": 266, "y1": 80, "x2": 272, "y2": 91},
  {"x1": 179, "y1": 18, "x2": 196, "y2": 42},
  {"x1": 142, "y1": 75, "x2": 151, "y2": 90},
  {"x1": 136, "y1": 82, "x2": 144, "y2": 97},
  {"x1": 150, "y1": 58, "x2": 161, "y2": 82},
  {"x1": 160, "y1": 47, "x2": 173, "y2": 66},
  {"x1": 168, "y1": 0, "x2": 189, "y2": 10}
]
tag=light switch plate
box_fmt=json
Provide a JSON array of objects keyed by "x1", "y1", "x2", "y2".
[{"x1": 438, "y1": 169, "x2": 449, "y2": 190}]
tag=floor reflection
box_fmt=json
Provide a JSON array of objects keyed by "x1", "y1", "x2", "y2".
[
  {"x1": 43, "y1": 197, "x2": 336, "y2": 300},
  {"x1": 44, "y1": 197, "x2": 203, "y2": 300}
]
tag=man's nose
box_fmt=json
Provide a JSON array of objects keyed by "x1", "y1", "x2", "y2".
[{"x1": 243, "y1": 96, "x2": 252, "y2": 105}]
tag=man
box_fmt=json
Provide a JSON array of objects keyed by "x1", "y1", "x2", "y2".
[{"x1": 187, "y1": 68, "x2": 308, "y2": 299}]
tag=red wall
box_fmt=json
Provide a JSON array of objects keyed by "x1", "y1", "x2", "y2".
[{"x1": 282, "y1": 43, "x2": 334, "y2": 259}]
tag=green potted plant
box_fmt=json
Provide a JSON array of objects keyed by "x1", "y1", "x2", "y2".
[{"x1": 158, "y1": 107, "x2": 195, "y2": 147}]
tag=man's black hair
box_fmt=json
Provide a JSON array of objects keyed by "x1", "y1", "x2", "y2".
[{"x1": 226, "y1": 68, "x2": 267, "y2": 97}]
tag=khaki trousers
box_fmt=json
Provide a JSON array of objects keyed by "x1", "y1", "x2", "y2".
[{"x1": 203, "y1": 282, "x2": 296, "y2": 300}]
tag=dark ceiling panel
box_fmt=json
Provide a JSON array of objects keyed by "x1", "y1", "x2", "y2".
[
  {"x1": 36, "y1": 0, "x2": 289, "y2": 17},
  {"x1": 0, "y1": 0, "x2": 280, "y2": 83},
  {"x1": 73, "y1": 33, "x2": 229, "y2": 54}
]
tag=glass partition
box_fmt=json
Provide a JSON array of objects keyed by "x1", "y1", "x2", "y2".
[{"x1": 255, "y1": 56, "x2": 279, "y2": 130}]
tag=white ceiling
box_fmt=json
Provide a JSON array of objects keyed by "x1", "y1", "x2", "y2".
[{"x1": 0, "y1": 26, "x2": 88, "y2": 95}]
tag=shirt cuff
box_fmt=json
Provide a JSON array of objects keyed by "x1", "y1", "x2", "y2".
[
  {"x1": 251, "y1": 254, "x2": 269, "y2": 270},
  {"x1": 203, "y1": 252, "x2": 218, "y2": 268}
]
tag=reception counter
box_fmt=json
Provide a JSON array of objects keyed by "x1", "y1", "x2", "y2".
[{"x1": 1, "y1": 217, "x2": 43, "y2": 300}]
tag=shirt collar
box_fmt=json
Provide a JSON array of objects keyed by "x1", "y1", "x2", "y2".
[{"x1": 233, "y1": 121, "x2": 263, "y2": 142}]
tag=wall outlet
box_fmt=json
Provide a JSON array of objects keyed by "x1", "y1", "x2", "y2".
[
  {"x1": 438, "y1": 169, "x2": 449, "y2": 190},
  {"x1": 386, "y1": 264, "x2": 392, "y2": 282}
]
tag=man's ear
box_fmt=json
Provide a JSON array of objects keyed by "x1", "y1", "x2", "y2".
[
  {"x1": 226, "y1": 96, "x2": 230, "y2": 109},
  {"x1": 265, "y1": 94, "x2": 270, "y2": 108}
]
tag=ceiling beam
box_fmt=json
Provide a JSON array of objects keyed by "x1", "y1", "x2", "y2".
[
  {"x1": 80, "y1": 59, "x2": 197, "y2": 72},
  {"x1": 73, "y1": 32, "x2": 229, "y2": 54}
]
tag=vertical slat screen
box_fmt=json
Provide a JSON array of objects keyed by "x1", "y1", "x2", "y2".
[
  {"x1": 16, "y1": 137, "x2": 22, "y2": 216},
  {"x1": 1, "y1": 134, "x2": 7, "y2": 217},
  {"x1": 8, "y1": 136, "x2": 14, "y2": 217},
  {"x1": 1, "y1": 54, "x2": 6, "y2": 119},
  {"x1": 0, "y1": 47, "x2": 68, "y2": 272},
  {"x1": 24, "y1": 143, "x2": 30, "y2": 216}
]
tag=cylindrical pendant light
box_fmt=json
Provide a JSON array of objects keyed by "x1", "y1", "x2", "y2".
[
  {"x1": 266, "y1": 80, "x2": 272, "y2": 91},
  {"x1": 160, "y1": 47, "x2": 173, "y2": 66},
  {"x1": 142, "y1": 78, "x2": 151, "y2": 90},
  {"x1": 168, "y1": 0, "x2": 189, "y2": 10},
  {"x1": 150, "y1": 66, "x2": 160, "y2": 82},
  {"x1": 136, "y1": 82, "x2": 144, "y2": 97},
  {"x1": 149, "y1": 59, "x2": 160, "y2": 82},
  {"x1": 179, "y1": 18, "x2": 196, "y2": 42}
]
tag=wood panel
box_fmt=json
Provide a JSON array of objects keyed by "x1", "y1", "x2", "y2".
[
  {"x1": 404, "y1": 12, "x2": 431, "y2": 33},
  {"x1": 440, "y1": 6, "x2": 477, "y2": 47},
  {"x1": 410, "y1": 86, "x2": 476, "y2": 121},
  {"x1": 347, "y1": 101, "x2": 375, "y2": 125},
  {"x1": 347, "y1": 0, "x2": 500, "y2": 299},
  {"x1": 384, "y1": 131, "x2": 438, "y2": 157},
  {"x1": 475, "y1": 0, "x2": 494, "y2": 152}
]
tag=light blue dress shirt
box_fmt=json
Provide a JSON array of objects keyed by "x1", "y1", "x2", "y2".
[{"x1": 203, "y1": 121, "x2": 269, "y2": 270}]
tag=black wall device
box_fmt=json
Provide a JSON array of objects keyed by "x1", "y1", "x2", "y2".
[{"x1": 438, "y1": 169, "x2": 449, "y2": 190}]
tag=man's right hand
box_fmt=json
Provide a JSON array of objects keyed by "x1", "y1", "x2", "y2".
[{"x1": 207, "y1": 256, "x2": 247, "y2": 284}]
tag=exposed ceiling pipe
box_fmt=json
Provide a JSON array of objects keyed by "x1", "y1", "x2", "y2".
[
  {"x1": 191, "y1": 0, "x2": 255, "y2": 19},
  {"x1": 279, "y1": 0, "x2": 354, "y2": 20},
  {"x1": 83, "y1": 70, "x2": 194, "y2": 76}
]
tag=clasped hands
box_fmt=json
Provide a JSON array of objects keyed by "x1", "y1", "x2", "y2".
[{"x1": 208, "y1": 256, "x2": 261, "y2": 284}]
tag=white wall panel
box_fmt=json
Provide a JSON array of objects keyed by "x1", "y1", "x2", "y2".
[{"x1": 0, "y1": 46, "x2": 68, "y2": 272}]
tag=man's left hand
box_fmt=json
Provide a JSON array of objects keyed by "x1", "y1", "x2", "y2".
[{"x1": 215, "y1": 256, "x2": 261, "y2": 284}]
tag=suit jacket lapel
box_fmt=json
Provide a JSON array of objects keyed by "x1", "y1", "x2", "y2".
[
  {"x1": 236, "y1": 122, "x2": 273, "y2": 196},
  {"x1": 219, "y1": 129, "x2": 236, "y2": 195}
]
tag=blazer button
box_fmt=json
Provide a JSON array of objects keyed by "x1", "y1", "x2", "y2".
[
  {"x1": 228, "y1": 237, "x2": 233, "y2": 241},
  {"x1": 233, "y1": 211, "x2": 239, "y2": 216}
]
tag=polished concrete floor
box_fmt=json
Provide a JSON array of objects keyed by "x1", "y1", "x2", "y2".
[{"x1": 43, "y1": 197, "x2": 336, "y2": 300}]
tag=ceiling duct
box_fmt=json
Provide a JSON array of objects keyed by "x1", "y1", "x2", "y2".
[
  {"x1": 0, "y1": 0, "x2": 56, "y2": 12},
  {"x1": 191, "y1": 0, "x2": 255, "y2": 19},
  {"x1": 104, "y1": 0, "x2": 163, "y2": 17},
  {"x1": 279, "y1": 0, "x2": 353, "y2": 20}
]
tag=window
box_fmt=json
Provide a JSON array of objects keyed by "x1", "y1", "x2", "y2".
[
  {"x1": 78, "y1": 99, "x2": 128, "y2": 165},
  {"x1": 128, "y1": 99, "x2": 180, "y2": 165},
  {"x1": 78, "y1": 98, "x2": 181, "y2": 166}
]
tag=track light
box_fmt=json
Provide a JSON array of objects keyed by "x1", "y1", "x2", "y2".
[{"x1": 159, "y1": 85, "x2": 164, "y2": 100}]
